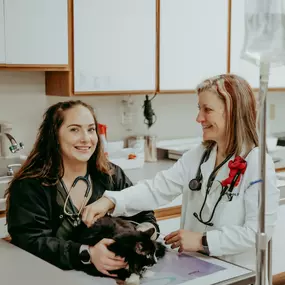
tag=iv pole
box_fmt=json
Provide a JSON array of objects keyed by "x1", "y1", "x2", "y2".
[
  {"x1": 256, "y1": 62, "x2": 270, "y2": 285},
  {"x1": 241, "y1": 1, "x2": 285, "y2": 283}
]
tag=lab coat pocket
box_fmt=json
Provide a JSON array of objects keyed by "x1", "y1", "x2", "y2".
[
  {"x1": 213, "y1": 196, "x2": 245, "y2": 227},
  {"x1": 219, "y1": 183, "x2": 243, "y2": 203}
]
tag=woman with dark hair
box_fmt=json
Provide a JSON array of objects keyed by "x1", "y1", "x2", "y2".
[
  {"x1": 80, "y1": 74, "x2": 280, "y2": 270},
  {"x1": 5, "y1": 100, "x2": 159, "y2": 277}
]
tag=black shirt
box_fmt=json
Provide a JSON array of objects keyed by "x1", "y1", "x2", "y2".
[{"x1": 7, "y1": 164, "x2": 159, "y2": 270}]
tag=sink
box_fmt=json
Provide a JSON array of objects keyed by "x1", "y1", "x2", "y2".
[{"x1": 0, "y1": 176, "x2": 12, "y2": 212}]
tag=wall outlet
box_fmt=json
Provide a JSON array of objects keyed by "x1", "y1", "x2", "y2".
[{"x1": 269, "y1": 104, "x2": 276, "y2": 120}]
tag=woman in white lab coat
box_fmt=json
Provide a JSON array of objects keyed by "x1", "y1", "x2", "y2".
[{"x1": 82, "y1": 74, "x2": 280, "y2": 270}]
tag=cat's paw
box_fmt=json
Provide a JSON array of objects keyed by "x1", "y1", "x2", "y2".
[{"x1": 125, "y1": 273, "x2": 140, "y2": 285}]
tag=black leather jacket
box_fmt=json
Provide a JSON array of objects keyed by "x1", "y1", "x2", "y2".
[{"x1": 7, "y1": 164, "x2": 159, "y2": 270}]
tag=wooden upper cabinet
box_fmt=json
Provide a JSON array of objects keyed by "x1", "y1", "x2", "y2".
[
  {"x1": 73, "y1": 0, "x2": 156, "y2": 94},
  {"x1": 4, "y1": 0, "x2": 68, "y2": 66},
  {"x1": 159, "y1": 0, "x2": 229, "y2": 92},
  {"x1": 0, "y1": 0, "x2": 5, "y2": 64},
  {"x1": 230, "y1": 0, "x2": 285, "y2": 89}
]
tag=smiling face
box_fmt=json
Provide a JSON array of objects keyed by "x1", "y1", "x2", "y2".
[
  {"x1": 58, "y1": 105, "x2": 98, "y2": 164},
  {"x1": 196, "y1": 90, "x2": 227, "y2": 147}
]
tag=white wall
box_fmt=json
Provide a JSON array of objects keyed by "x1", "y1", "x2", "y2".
[
  {"x1": 0, "y1": 72, "x2": 47, "y2": 155},
  {"x1": 0, "y1": 71, "x2": 284, "y2": 154}
]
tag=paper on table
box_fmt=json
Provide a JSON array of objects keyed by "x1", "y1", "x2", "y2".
[{"x1": 141, "y1": 250, "x2": 225, "y2": 285}]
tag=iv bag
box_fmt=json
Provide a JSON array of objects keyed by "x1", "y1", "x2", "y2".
[{"x1": 241, "y1": 0, "x2": 285, "y2": 67}]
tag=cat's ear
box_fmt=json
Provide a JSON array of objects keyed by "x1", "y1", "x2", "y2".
[
  {"x1": 143, "y1": 227, "x2": 155, "y2": 238},
  {"x1": 135, "y1": 242, "x2": 144, "y2": 255}
]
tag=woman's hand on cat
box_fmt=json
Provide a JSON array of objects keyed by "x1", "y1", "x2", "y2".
[
  {"x1": 82, "y1": 197, "x2": 115, "y2": 227},
  {"x1": 164, "y1": 230, "x2": 203, "y2": 253},
  {"x1": 90, "y1": 238, "x2": 127, "y2": 277}
]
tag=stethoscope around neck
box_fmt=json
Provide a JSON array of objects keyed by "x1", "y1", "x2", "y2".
[
  {"x1": 60, "y1": 173, "x2": 91, "y2": 227},
  {"x1": 189, "y1": 148, "x2": 243, "y2": 227}
]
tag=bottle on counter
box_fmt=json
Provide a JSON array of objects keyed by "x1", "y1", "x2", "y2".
[
  {"x1": 144, "y1": 135, "x2": 157, "y2": 162},
  {"x1": 127, "y1": 135, "x2": 145, "y2": 160},
  {"x1": 98, "y1": 123, "x2": 108, "y2": 157}
]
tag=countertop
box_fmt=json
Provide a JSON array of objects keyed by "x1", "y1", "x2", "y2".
[
  {"x1": 125, "y1": 150, "x2": 285, "y2": 185},
  {"x1": 271, "y1": 147, "x2": 285, "y2": 172},
  {"x1": 124, "y1": 160, "x2": 183, "y2": 210},
  {"x1": 124, "y1": 159, "x2": 175, "y2": 184},
  {"x1": 0, "y1": 239, "x2": 255, "y2": 285},
  {"x1": 0, "y1": 239, "x2": 117, "y2": 285},
  {"x1": 274, "y1": 159, "x2": 285, "y2": 172}
]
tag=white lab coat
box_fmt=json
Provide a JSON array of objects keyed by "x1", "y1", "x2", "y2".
[{"x1": 105, "y1": 144, "x2": 280, "y2": 270}]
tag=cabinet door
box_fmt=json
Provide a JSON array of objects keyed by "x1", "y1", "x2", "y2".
[
  {"x1": 230, "y1": 0, "x2": 285, "y2": 89},
  {"x1": 73, "y1": 0, "x2": 156, "y2": 93},
  {"x1": 4, "y1": 0, "x2": 68, "y2": 65},
  {"x1": 159, "y1": 0, "x2": 229, "y2": 91},
  {"x1": 0, "y1": 0, "x2": 5, "y2": 64}
]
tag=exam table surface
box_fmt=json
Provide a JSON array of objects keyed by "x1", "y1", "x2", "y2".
[{"x1": 0, "y1": 238, "x2": 255, "y2": 285}]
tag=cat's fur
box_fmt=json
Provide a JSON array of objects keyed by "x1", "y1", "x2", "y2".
[{"x1": 77, "y1": 216, "x2": 166, "y2": 282}]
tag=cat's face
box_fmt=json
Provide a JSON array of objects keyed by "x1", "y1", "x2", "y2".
[
  {"x1": 135, "y1": 239, "x2": 158, "y2": 266},
  {"x1": 134, "y1": 228, "x2": 166, "y2": 267}
]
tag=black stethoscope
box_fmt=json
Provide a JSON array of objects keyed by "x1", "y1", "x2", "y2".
[
  {"x1": 189, "y1": 148, "x2": 244, "y2": 227},
  {"x1": 60, "y1": 173, "x2": 91, "y2": 227}
]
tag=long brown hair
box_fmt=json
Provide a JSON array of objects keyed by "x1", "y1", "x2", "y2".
[
  {"x1": 5, "y1": 100, "x2": 112, "y2": 209},
  {"x1": 196, "y1": 74, "x2": 258, "y2": 156}
]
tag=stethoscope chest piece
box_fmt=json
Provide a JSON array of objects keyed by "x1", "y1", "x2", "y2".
[
  {"x1": 73, "y1": 217, "x2": 81, "y2": 227},
  {"x1": 188, "y1": 179, "x2": 202, "y2": 191}
]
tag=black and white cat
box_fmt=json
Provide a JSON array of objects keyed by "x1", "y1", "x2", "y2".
[{"x1": 77, "y1": 216, "x2": 166, "y2": 285}]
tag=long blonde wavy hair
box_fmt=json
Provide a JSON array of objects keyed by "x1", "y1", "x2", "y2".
[{"x1": 196, "y1": 74, "x2": 259, "y2": 156}]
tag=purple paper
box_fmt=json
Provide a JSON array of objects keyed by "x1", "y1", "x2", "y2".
[{"x1": 141, "y1": 250, "x2": 226, "y2": 285}]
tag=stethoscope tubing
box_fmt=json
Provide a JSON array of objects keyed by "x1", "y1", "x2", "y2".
[
  {"x1": 190, "y1": 150, "x2": 243, "y2": 227},
  {"x1": 62, "y1": 175, "x2": 91, "y2": 218}
]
